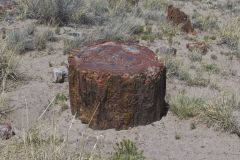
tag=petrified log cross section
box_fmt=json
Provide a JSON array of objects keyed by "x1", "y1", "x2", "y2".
[{"x1": 68, "y1": 41, "x2": 168, "y2": 130}]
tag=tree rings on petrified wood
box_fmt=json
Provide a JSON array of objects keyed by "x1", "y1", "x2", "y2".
[{"x1": 68, "y1": 40, "x2": 168, "y2": 130}]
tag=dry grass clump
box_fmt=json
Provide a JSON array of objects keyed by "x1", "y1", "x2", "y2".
[
  {"x1": 97, "y1": 14, "x2": 144, "y2": 40},
  {"x1": 203, "y1": 96, "x2": 240, "y2": 136},
  {"x1": 34, "y1": 33, "x2": 47, "y2": 51},
  {"x1": 186, "y1": 71, "x2": 209, "y2": 87},
  {"x1": 202, "y1": 63, "x2": 220, "y2": 74},
  {"x1": 6, "y1": 28, "x2": 35, "y2": 54},
  {"x1": 19, "y1": 0, "x2": 136, "y2": 25},
  {"x1": 64, "y1": 10, "x2": 147, "y2": 54},
  {"x1": 163, "y1": 56, "x2": 206, "y2": 86},
  {"x1": 170, "y1": 93, "x2": 205, "y2": 119},
  {"x1": 0, "y1": 43, "x2": 18, "y2": 114},
  {"x1": 6, "y1": 26, "x2": 57, "y2": 52},
  {"x1": 34, "y1": 30, "x2": 56, "y2": 51},
  {"x1": 0, "y1": 44, "x2": 18, "y2": 90},
  {"x1": 188, "y1": 52, "x2": 202, "y2": 62},
  {"x1": 0, "y1": 124, "x2": 100, "y2": 160},
  {"x1": 0, "y1": 120, "x2": 144, "y2": 160},
  {"x1": 143, "y1": 0, "x2": 168, "y2": 11},
  {"x1": 19, "y1": 0, "x2": 84, "y2": 25},
  {"x1": 63, "y1": 34, "x2": 93, "y2": 55},
  {"x1": 192, "y1": 12, "x2": 219, "y2": 31},
  {"x1": 170, "y1": 92, "x2": 240, "y2": 136},
  {"x1": 160, "y1": 21, "x2": 181, "y2": 47},
  {"x1": 162, "y1": 56, "x2": 191, "y2": 81},
  {"x1": 71, "y1": 0, "x2": 110, "y2": 25},
  {"x1": 0, "y1": 93, "x2": 10, "y2": 117},
  {"x1": 18, "y1": 0, "x2": 169, "y2": 32},
  {"x1": 219, "y1": 17, "x2": 240, "y2": 51}
]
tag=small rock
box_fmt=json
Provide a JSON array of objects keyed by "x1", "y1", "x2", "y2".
[
  {"x1": 0, "y1": 123, "x2": 15, "y2": 140},
  {"x1": 211, "y1": 54, "x2": 218, "y2": 60},
  {"x1": 52, "y1": 67, "x2": 68, "y2": 83}
]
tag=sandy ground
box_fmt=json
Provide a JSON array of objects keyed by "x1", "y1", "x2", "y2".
[
  {"x1": 4, "y1": 37, "x2": 240, "y2": 160},
  {"x1": 1, "y1": 0, "x2": 240, "y2": 159}
]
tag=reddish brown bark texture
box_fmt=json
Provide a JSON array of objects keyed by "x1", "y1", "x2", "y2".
[{"x1": 68, "y1": 41, "x2": 168, "y2": 130}]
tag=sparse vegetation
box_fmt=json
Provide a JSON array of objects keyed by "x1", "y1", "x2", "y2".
[
  {"x1": 192, "y1": 11, "x2": 219, "y2": 31},
  {"x1": 203, "y1": 97, "x2": 240, "y2": 136},
  {"x1": 54, "y1": 92, "x2": 68, "y2": 111},
  {"x1": 71, "y1": 0, "x2": 110, "y2": 25},
  {"x1": 186, "y1": 72, "x2": 209, "y2": 87},
  {"x1": 143, "y1": 0, "x2": 168, "y2": 11},
  {"x1": 97, "y1": 13, "x2": 145, "y2": 41},
  {"x1": 170, "y1": 92, "x2": 240, "y2": 136},
  {"x1": 188, "y1": 52, "x2": 202, "y2": 62},
  {"x1": 19, "y1": 0, "x2": 84, "y2": 24},
  {"x1": 202, "y1": 63, "x2": 220, "y2": 74},
  {"x1": 160, "y1": 21, "x2": 181, "y2": 47},
  {"x1": 34, "y1": 30, "x2": 57, "y2": 50},
  {"x1": 219, "y1": 17, "x2": 240, "y2": 51},
  {"x1": 111, "y1": 139, "x2": 145, "y2": 160},
  {"x1": 163, "y1": 56, "x2": 189, "y2": 80},
  {"x1": 0, "y1": 121, "x2": 144, "y2": 159},
  {"x1": 0, "y1": 122, "x2": 102, "y2": 160},
  {"x1": 6, "y1": 28, "x2": 34, "y2": 54},
  {"x1": 170, "y1": 92, "x2": 205, "y2": 119},
  {"x1": 63, "y1": 35, "x2": 92, "y2": 54},
  {"x1": 34, "y1": 33, "x2": 47, "y2": 50},
  {"x1": 0, "y1": 43, "x2": 19, "y2": 91}
]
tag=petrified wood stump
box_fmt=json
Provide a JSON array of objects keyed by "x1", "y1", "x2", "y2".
[{"x1": 68, "y1": 41, "x2": 168, "y2": 130}]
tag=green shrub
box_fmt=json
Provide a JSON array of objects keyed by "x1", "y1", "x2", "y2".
[
  {"x1": 111, "y1": 139, "x2": 145, "y2": 160},
  {"x1": 203, "y1": 95, "x2": 240, "y2": 136},
  {"x1": 170, "y1": 93, "x2": 205, "y2": 119},
  {"x1": 54, "y1": 93, "x2": 67, "y2": 105}
]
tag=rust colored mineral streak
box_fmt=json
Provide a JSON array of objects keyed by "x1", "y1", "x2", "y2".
[{"x1": 68, "y1": 41, "x2": 168, "y2": 130}]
